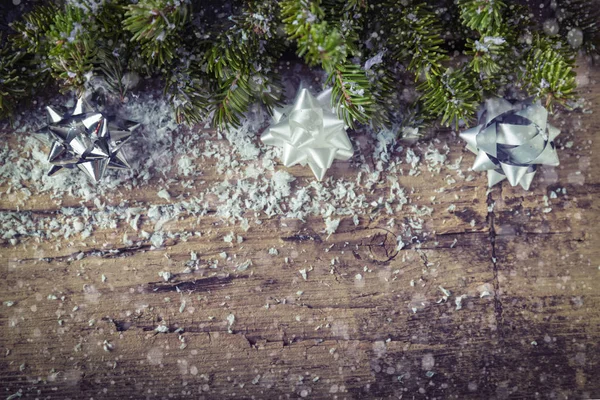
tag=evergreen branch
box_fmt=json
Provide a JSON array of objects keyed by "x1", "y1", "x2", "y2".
[
  {"x1": 1, "y1": 34, "x2": 53, "y2": 121},
  {"x1": 94, "y1": 0, "x2": 131, "y2": 45},
  {"x1": 365, "y1": 61, "x2": 397, "y2": 128},
  {"x1": 0, "y1": 36, "x2": 26, "y2": 120},
  {"x1": 459, "y1": 0, "x2": 510, "y2": 89},
  {"x1": 418, "y1": 67, "x2": 480, "y2": 128},
  {"x1": 389, "y1": 3, "x2": 448, "y2": 79},
  {"x1": 321, "y1": 0, "x2": 364, "y2": 56},
  {"x1": 10, "y1": 4, "x2": 56, "y2": 54},
  {"x1": 280, "y1": 0, "x2": 347, "y2": 73},
  {"x1": 206, "y1": 35, "x2": 281, "y2": 128},
  {"x1": 466, "y1": 35, "x2": 507, "y2": 75},
  {"x1": 0, "y1": 0, "x2": 588, "y2": 129},
  {"x1": 205, "y1": 40, "x2": 254, "y2": 127},
  {"x1": 523, "y1": 35, "x2": 577, "y2": 110},
  {"x1": 46, "y1": 6, "x2": 98, "y2": 93},
  {"x1": 201, "y1": 2, "x2": 283, "y2": 128},
  {"x1": 123, "y1": 0, "x2": 189, "y2": 67},
  {"x1": 458, "y1": 0, "x2": 505, "y2": 34},
  {"x1": 97, "y1": 54, "x2": 128, "y2": 101},
  {"x1": 211, "y1": 73, "x2": 253, "y2": 128},
  {"x1": 166, "y1": 62, "x2": 213, "y2": 125},
  {"x1": 463, "y1": 2, "x2": 532, "y2": 96},
  {"x1": 327, "y1": 63, "x2": 375, "y2": 128},
  {"x1": 2, "y1": 4, "x2": 56, "y2": 121}
]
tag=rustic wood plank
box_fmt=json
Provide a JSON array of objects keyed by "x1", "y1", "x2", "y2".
[
  {"x1": 1, "y1": 60, "x2": 599, "y2": 399},
  {"x1": 1, "y1": 228, "x2": 498, "y2": 399},
  {"x1": 477, "y1": 61, "x2": 600, "y2": 400}
]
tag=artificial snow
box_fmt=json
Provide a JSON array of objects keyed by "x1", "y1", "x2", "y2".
[{"x1": 0, "y1": 78, "x2": 469, "y2": 258}]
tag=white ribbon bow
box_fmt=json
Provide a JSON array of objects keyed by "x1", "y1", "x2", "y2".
[{"x1": 261, "y1": 87, "x2": 353, "y2": 180}]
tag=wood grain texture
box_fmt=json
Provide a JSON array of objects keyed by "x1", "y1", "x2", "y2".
[{"x1": 1, "y1": 62, "x2": 599, "y2": 400}]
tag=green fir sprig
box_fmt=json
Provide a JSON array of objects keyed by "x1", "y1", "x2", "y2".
[
  {"x1": 327, "y1": 63, "x2": 375, "y2": 128},
  {"x1": 458, "y1": 0, "x2": 506, "y2": 33},
  {"x1": 523, "y1": 35, "x2": 577, "y2": 110},
  {"x1": 419, "y1": 67, "x2": 480, "y2": 129},
  {"x1": 205, "y1": 1, "x2": 284, "y2": 128},
  {"x1": 10, "y1": 4, "x2": 56, "y2": 54},
  {"x1": 46, "y1": 6, "x2": 98, "y2": 93},
  {"x1": 123, "y1": 0, "x2": 190, "y2": 67},
  {"x1": 1, "y1": 35, "x2": 27, "y2": 119},
  {"x1": 280, "y1": 0, "x2": 347, "y2": 73},
  {"x1": 0, "y1": 0, "x2": 591, "y2": 131},
  {"x1": 390, "y1": 2, "x2": 448, "y2": 80}
]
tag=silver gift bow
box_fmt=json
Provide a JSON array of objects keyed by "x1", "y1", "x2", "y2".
[
  {"x1": 260, "y1": 87, "x2": 353, "y2": 180},
  {"x1": 459, "y1": 98, "x2": 560, "y2": 190},
  {"x1": 36, "y1": 98, "x2": 139, "y2": 183}
]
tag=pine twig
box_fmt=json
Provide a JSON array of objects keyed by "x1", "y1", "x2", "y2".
[
  {"x1": 458, "y1": 0, "x2": 506, "y2": 34},
  {"x1": 123, "y1": 0, "x2": 189, "y2": 67},
  {"x1": 327, "y1": 63, "x2": 375, "y2": 128},
  {"x1": 523, "y1": 35, "x2": 577, "y2": 111},
  {"x1": 280, "y1": 0, "x2": 347, "y2": 73},
  {"x1": 419, "y1": 67, "x2": 480, "y2": 129}
]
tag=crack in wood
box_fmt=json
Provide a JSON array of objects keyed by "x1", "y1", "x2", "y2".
[
  {"x1": 281, "y1": 232, "x2": 323, "y2": 243},
  {"x1": 416, "y1": 249, "x2": 431, "y2": 269},
  {"x1": 0, "y1": 208, "x2": 62, "y2": 215},
  {"x1": 514, "y1": 231, "x2": 586, "y2": 240},
  {"x1": 17, "y1": 244, "x2": 153, "y2": 263},
  {"x1": 147, "y1": 275, "x2": 241, "y2": 293},
  {"x1": 0, "y1": 201, "x2": 220, "y2": 215},
  {"x1": 487, "y1": 189, "x2": 504, "y2": 338},
  {"x1": 99, "y1": 318, "x2": 411, "y2": 345}
]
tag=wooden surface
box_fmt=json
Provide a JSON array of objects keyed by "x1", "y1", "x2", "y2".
[{"x1": 1, "y1": 63, "x2": 599, "y2": 400}]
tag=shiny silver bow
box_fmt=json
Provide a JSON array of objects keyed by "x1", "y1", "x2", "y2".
[
  {"x1": 459, "y1": 98, "x2": 560, "y2": 190},
  {"x1": 36, "y1": 98, "x2": 139, "y2": 183},
  {"x1": 261, "y1": 87, "x2": 353, "y2": 180}
]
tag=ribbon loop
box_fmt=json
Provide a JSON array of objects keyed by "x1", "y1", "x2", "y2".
[
  {"x1": 261, "y1": 87, "x2": 353, "y2": 181},
  {"x1": 459, "y1": 98, "x2": 560, "y2": 190}
]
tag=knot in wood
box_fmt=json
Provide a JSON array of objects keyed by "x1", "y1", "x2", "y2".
[{"x1": 367, "y1": 229, "x2": 399, "y2": 263}]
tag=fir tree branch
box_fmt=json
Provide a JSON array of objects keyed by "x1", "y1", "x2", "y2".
[
  {"x1": 98, "y1": 54, "x2": 128, "y2": 101},
  {"x1": 2, "y1": 5, "x2": 58, "y2": 120},
  {"x1": 46, "y1": 6, "x2": 98, "y2": 93},
  {"x1": 321, "y1": 0, "x2": 365, "y2": 56},
  {"x1": 365, "y1": 61, "x2": 397, "y2": 128},
  {"x1": 211, "y1": 73, "x2": 253, "y2": 128},
  {"x1": 466, "y1": 35, "x2": 508, "y2": 75},
  {"x1": 458, "y1": 0, "x2": 505, "y2": 34},
  {"x1": 389, "y1": 2, "x2": 448, "y2": 80},
  {"x1": 165, "y1": 58, "x2": 213, "y2": 125},
  {"x1": 419, "y1": 67, "x2": 480, "y2": 128},
  {"x1": 202, "y1": 1, "x2": 283, "y2": 128},
  {"x1": 280, "y1": 0, "x2": 347, "y2": 73},
  {"x1": 123, "y1": 0, "x2": 190, "y2": 67},
  {"x1": 461, "y1": 2, "x2": 532, "y2": 97},
  {"x1": 10, "y1": 4, "x2": 56, "y2": 54},
  {"x1": 0, "y1": 0, "x2": 590, "y2": 129},
  {"x1": 523, "y1": 35, "x2": 577, "y2": 110},
  {"x1": 327, "y1": 63, "x2": 375, "y2": 128},
  {"x1": 0, "y1": 36, "x2": 26, "y2": 120}
]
